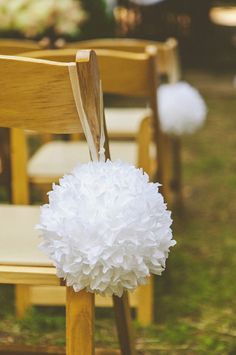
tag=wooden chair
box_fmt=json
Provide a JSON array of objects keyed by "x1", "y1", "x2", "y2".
[
  {"x1": 66, "y1": 38, "x2": 182, "y2": 208},
  {"x1": 14, "y1": 47, "x2": 163, "y2": 326},
  {"x1": 0, "y1": 50, "x2": 135, "y2": 355}
]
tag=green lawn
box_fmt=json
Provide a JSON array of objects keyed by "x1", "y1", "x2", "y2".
[{"x1": 0, "y1": 71, "x2": 236, "y2": 354}]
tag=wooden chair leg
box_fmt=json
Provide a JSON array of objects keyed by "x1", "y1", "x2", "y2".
[
  {"x1": 137, "y1": 116, "x2": 152, "y2": 175},
  {"x1": 10, "y1": 128, "x2": 29, "y2": 205},
  {"x1": 15, "y1": 285, "x2": 30, "y2": 319},
  {"x1": 66, "y1": 287, "x2": 95, "y2": 355},
  {"x1": 171, "y1": 136, "x2": 183, "y2": 210},
  {"x1": 113, "y1": 292, "x2": 136, "y2": 355},
  {"x1": 159, "y1": 134, "x2": 174, "y2": 206},
  {"x1": 137, "y1": 276, "x2": 154, "y2": 326},
  {"x1": 0, "y1": 128, "x2": 11, "y2": 200}
]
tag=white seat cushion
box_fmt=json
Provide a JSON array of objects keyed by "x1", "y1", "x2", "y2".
[
  {"x1": 0, "y1": 205, "x2": 51, "y2": 266},
  {"x1": 28, "y1": 107, "x2": 153, "y2": 181},
  {"x1": 28, "y1": 141, "x2": 138, "y2": 180},
  {"x1": 105, "y1": 107, "x2": 152, "y2": 135},
  {"x1": 28, "y1": 141, "x2": 90, "y2": 178}
]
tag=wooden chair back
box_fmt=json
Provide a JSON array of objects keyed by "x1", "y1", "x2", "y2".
[
  {"x1": 0, "y1": 39, "x2": 40, "y2": 55},
  {"x1": 0, "y1": 51, "x2": 101, "y2": 138},
  {"x1": 0, "y1": 50, "x2": 102, "y2": 204},
  {"x1": 65, "y1": 37, "x2": 181, "y2": 83},
  {"x1": 21, "y1": 47, "x2": 158, "y2": 98}
]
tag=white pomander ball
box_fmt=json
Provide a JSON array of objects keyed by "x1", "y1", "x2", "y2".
[
  {"x1": 38, "y1": 160, "x2": 175, "y2": 297},
  {"x1": 158, "y1": 81, "x2": 207, "y2": 135}
]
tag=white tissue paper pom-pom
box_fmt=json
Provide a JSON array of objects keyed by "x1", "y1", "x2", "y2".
[
  {"x1": 37, "y1": 160, "x2": 175, "y2": 297},
  {"x1": 158, "y1": 81, "x2": 207, "y2": 135}
]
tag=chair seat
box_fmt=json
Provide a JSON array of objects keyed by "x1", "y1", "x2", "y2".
[
  {"x1": 28, "y1": 140, "x2": 138, "y2": 181},
  {"x1": 0, "y1": 205, "x2": 51, "y2": 267},
  {"x1": 27, "y1": 107, "x2": 153, "y2": 183},
  {"x1": 105, "y1": 107, "x2": 152, "y2": 136}
]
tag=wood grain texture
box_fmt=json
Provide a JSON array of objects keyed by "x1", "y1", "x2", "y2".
[
  {"x1": 21, "y1": 48, "x2": 155, "y2": 97},
  {"x1": 0, "y1": 55, "x2": 82, "y2": 133},
  {"x1": 66, "y1": 288, "x2": 95, "y2": 355},
  {"x1": 65, "y1": 37, "x2": 178, "y2": 76},
  {"x1": 76, "y1": 50, "x2": 101, "y2": 154},
  {"x1": 0, "y1": 39, "x2": 40, "y2": 55},
  {"x1": 0, "y1": 265, "x2": 59, "y2": 285}
]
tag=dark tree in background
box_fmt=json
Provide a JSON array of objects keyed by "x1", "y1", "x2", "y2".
[{"x1": 79, "y1": 0, "x2": 115, "y2": 39}]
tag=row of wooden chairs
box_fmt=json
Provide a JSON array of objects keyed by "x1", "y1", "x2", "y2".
[{"x1": 0, "y1": 38, "x2": 182, "y2": 354}]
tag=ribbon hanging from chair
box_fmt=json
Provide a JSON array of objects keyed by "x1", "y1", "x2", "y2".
[{"x1": 68, "y1": 64, "x2": 105, "y2": 162}]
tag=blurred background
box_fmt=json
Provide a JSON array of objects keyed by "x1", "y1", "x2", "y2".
[
  {"x1": 0, "y1": 1, "x2": 236, "y2": 354},
  {"x1": 1, "y1": 0, "x2": 236, "y2": 68}
]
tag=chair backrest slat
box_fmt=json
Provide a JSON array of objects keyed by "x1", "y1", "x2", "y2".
[
  {"x1": 20, "y1": 48, "x2": 157, "y2": 98},
  {"x1": 95, "y1": 49, "x2": 155, "y2": 97},
  {"x1": 65, "y1": 37, "x2": 181, "y2": 80},
  {"x1": 0, "y1": 51, "x2": 101, "y2": 139}
]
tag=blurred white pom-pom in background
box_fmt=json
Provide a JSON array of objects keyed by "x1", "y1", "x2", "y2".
[
  {"x1": 130, "y1": 0, "x2": 165, "y2": 5},
  {"x1": 158, "y1": 81, "x2": 207, "y2": 135},
  {"x1": 38, "y1": 160, "x2": 175, "y2": 297}
]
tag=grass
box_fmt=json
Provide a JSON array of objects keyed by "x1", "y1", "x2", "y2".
[{"x1": 1, "y1": 70, "x2": 236, "y2": 354}]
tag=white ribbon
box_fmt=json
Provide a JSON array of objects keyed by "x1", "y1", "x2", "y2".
[
  {"x1": 68, "y1": 64, "x2": 105, "y2": 162},
  {"x1": 99, "y1": 81, "x2": 106, "y2": 162}
]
